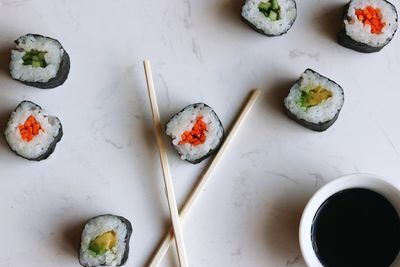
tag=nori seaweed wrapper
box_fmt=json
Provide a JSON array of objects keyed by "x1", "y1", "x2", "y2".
[
  {"x1": 337, "y1": 1, "x2": 398, "y2": 53},
  {"x1": 284, "y1": 105, "x2": 341, "y2": 132},
  {"x1": 166, "y1": 103, "x2": 224, "y2": 164},
  {"x1": 11, "y1": 34, "x2": 70, "y2": 89},
  {"x1": 113, "y1": 216, "x2": 132, "y2": 266}
]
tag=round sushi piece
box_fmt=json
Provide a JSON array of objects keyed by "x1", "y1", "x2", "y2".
[
  {"x1": 241, "y1": 0, "x2": 297, "y2": 36},
  {"x1": 10, "y1": 34, "x2": 70, "y2": 88},
  {"x1": 166, "y1": 103, "x2": 224, "y2": 164},
  {"x1": 79, "y1": 215, "x2": 133, "y2": 267},
  {"x1": 4, "y1": 101, "x2": 63, "y2": 160},
  {"x1": 338, "y1": 0, "x2": 398, "y2": 53},
  {"x1": 284, "y1": 69, "x2": 345, "y2": 132}
]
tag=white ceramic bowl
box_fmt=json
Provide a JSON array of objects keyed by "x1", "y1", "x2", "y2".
[{"x1": 299, "y1": 173, "x2": 400, "y2": 267}]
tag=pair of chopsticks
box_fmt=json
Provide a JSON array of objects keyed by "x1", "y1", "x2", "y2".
[{"x1": 143, "y1": 59, "x2": 260, "y2": 267}]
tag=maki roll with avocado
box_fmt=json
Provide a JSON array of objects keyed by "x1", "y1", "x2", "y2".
[
  {"x1": 79, "y1": 215, "x2": 132, "y2": 267},
  {"x1": 242, "y1": 0, "x2": 297, "y2": 36},
  {"x1": 338, "y1": 0, "x2": 398, "y2": 53},
  {"x1": 166, "y1": 103, "x2": 224, "y2": 164},
  {"x1": 10, "y1": 34, "x2": 70, "y2": 88},
  {"x1": 4, "y1": 101, "x2": 63, "y2": 160},
  {"x1": 284, "y1": 69, "x2": 344, "y2": 132}
]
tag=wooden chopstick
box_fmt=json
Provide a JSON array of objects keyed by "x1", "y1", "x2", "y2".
[
  {"x1": 143, "y1": 59, "x2": 189, "y2": 267},
  {"x1": 147, "y1": 89, "x2": 261, "y2": 267}
]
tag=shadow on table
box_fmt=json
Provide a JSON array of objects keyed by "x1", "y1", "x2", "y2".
[
  {"x1": 61, "y1": 219, "x2": 86, "y2": 258},
  {"x1": 264, "y1": 78, "x2": 295, "y2": 119},
  {"x1": 313, "y1": 2, "x2": 344, "y2": 43},
  {"x1": 0, "y1": 45, "x2": 11, "y2": 77},
  {"x1": 217, "y1": 0, "x2": 246, "y2": 28},
  {"x1": 0, "y1": 111, "x2": 11, "y2": 154},
  {"x1": 263, "y1": 191, "x2": 311, "y2": 265}
]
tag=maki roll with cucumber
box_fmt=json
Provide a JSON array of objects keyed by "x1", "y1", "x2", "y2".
[
  {"x1": 242, "y1": 0, "x2": 297, "y2": 36},
  {"x1": 4, "y1": 101, "x2": 63, "y2": 160},
  {"x1": 338, "y1": 0, "x2": 398, "y2": 53},
  {"x1": 284, "y1": 69, "x2": 344, "y2": 132},
  {"x1": 10, "y1": 34, "x2": 70, "y2": 88},
  {"x1": 166, "y1": 103, "x2": 224, "y2": 164},
  {"x1": 79, "y1": 215, "x2": 133, "y2": 267}
]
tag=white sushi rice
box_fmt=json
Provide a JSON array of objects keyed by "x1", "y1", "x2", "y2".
[
  {"x1": 80, "y1": 215, "x2": 128, "y2": 267},
  {"x1": 242, "y1": 0, "x2": 297, "y2": 35},
  {"x1": 345, "y1": 0, "x2": 398, "y2": 47},
  {"x1": 166, "y1": 104, "x2": 223, "y2": 162},
  {"x1": 284, "y1": 70, "x2": 344, "y2": 124},
  {"x1": 5, "y1": 101, "x2": 61, "y2": 159},
  {"x1": 10, "y1": 34, "x2": 64, "y2": 82}
]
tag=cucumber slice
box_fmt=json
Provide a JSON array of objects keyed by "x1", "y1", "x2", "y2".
[
  {"x1": 32, "y1": 61, "x2": 41, "y2": 68},
  {"x1": 272, "y1": 0, "x2": 279, "y2": 10},
  {"x1": 259, "y1": 1, "x2": 272, "y2": 12},
  {"x1": 38, "y1": 52, "x2": 46, "y2": 60},
  {"x1": 269, "y1": 10, "x2": 278, "y2": 21},
  {"x1": 259, "y1": 0, "x2": 280, "y2": 20},
  {"x1": 22, "y1": 50, "x2": 47, "y2": 68}
]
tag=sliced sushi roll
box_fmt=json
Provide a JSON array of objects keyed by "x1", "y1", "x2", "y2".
[
  {"x1": 166, "y1": 103, "x2": 224, "y2": 164},
  {"x1": 338, "y1": 0, "x2": 398, "y2": 53},
  {"x1": 79, "y1": 215, "x2": 133, "y2": 267},
  {"x1": 284, "y1": 69, "x2": 345, "y2": 132},
  {"x1": 242, "y1": 0, "x2": 297, "y2": 36},
  {"x1": 10, "y1": 34, "x2": 70, "y2": 88},
  {"x1": 4, "y1": 101, "x2": 63, "y2": 160}
]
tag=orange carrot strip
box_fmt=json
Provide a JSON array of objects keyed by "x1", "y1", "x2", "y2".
[
  {"x1": 179, "y1": 116, "x2": 208, "y2": 146},
  {"x1": 18, "y1": 115, "x2": 43, "y2": 142}
]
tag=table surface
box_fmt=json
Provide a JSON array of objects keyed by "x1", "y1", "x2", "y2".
[{"x1": 0, "y1": 0, "x2": 399, "y2": 266}]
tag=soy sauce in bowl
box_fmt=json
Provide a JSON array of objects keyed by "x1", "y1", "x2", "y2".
[{"x1": 312, "y1": 188, "x2": 400, "y2": 267}]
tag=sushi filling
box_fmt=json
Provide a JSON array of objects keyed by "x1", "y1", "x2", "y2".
[
  {"x1": 22, "y1": 50, "x2": 47, "y2": 68},
  {"x1": 259, "y1": 0, "x2": 281, "y2": 21},
  {"x1": 18, "y1": 115, "x2": 42, "y2": 142},
  {"x1": 299, "y1": 86, "x2": 332, "y2": 109},
  {"x1": 355, "y1": 6, "x2": 386, "y2": 34},
  {"x1": 179, "y1": 116, "x2": 207, "y2": 146},
  {"x1": 89, "y1": 231, "x2": 117, "y2": 256}
]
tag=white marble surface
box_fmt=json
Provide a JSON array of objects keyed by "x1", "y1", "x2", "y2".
[{"x1": 0, "y1": 0, "x2": 399, "y2": 266}]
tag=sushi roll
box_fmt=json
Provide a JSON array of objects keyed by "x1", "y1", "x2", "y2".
[
  {"x1": 4, "y1": 101, "x2": 63, "y2": 160},
  {"x1": 166, "y1": 103, "x2": 224, "y2": 164},
  {"x1": 241, "y1": 0, "x2": 297, "y2": 36},
  {"x1": 10, "y1": 34, "x2": 70, "y2": 88},
  {"x1": 338, "y1": 0, "x2": 398, "y2": 53},
  {"x1": 284, "y1": 69, "x2": 345, "y2": 132},
  {"x1": 79, "y1": 215, "x2": 133, "y2": 267}
]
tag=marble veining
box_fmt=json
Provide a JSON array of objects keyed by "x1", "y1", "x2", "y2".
[{"x1": 289, "y1": 49, "x2": 320, "y2": 61}]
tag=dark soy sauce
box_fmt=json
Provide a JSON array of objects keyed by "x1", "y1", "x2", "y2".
[{"x1": 311, "y1": 188, "x2": 400, "y2": 267}]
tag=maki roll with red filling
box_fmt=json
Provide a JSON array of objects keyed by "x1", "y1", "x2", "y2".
[
  {"x1": 284, "y1": 69, "x2": 345, "y2": 132},
  {"x1": 242, "y1": 0, "x2": 297, "y2": 36},
  {"x1": 4, "y1": 101, "x2": 63, "y2": 160},
  {"x1": 10, "y1": 34, "x2": 70, "y2": 88},
  {"x1": 338, "y1": 0, "x2": 398, "y2": 53},
  {"x1": 166, "y1": 103, "x2": 224, "y2": 164}
]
